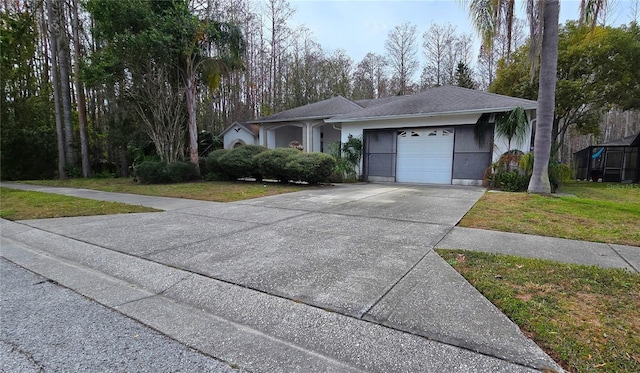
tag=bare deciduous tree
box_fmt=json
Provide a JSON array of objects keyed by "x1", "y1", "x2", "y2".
[
  {"x1": 385, "y1": 22, "x2": 419, "y2": 95},
  {"x1": 353, "y1": 52, "x2": 388, "y2": 99},
  {"x1": 130, "y1": 67, "x2": 187, "y2": 164}
]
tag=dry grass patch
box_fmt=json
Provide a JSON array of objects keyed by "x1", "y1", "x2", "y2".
[
  {"x1": 19, "y1": 178, "x2": 310, "y2": 202},
  {"x1": 437, "y1": 249, "x2": 640, "y2": 373},
  {"x1": 0, "y1": 188, "x2": 158, "y2": 220},
  {"x1": 459, "y1": 183, "x2": 640, "y2": 246}
]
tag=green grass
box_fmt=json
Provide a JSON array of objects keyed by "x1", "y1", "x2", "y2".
[
  {"x1": 437, "y1": 249, "x2": 640, "y2": 373},
  {"x1": 0, "y1": 188, "x2": 158, "y2": 220},
  {"x1": 18, "y1": 178, "x2": 310, "y2": 202},
  {"x1": 459, "y1": 182, "x2": 640, "y2": 246}
]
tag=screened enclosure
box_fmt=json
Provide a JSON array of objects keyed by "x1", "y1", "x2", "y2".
[{"x1": 574, "y1": 132, "x2": 640, "y2": 183}]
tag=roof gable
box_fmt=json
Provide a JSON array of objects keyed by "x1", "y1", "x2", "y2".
[{"x1": 220, "y1": 122, "x2": 258, "y2": 137}]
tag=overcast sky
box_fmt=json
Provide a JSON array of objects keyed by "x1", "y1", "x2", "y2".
[{"x1": 287, "y1": 0, "x2": 638, "y2": 65}]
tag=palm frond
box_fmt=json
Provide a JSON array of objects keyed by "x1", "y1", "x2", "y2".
[
  {"x1": 495, "y1": 106, "x2": 529, "y2": 149},
  {"x1": 580, "y1": 0, "x2": 607, "y2": 28},
  {"x1": 468, "y1": 0, "x2": 500, "y2": 49}
]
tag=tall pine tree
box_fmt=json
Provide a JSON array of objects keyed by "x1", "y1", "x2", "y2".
[{"x1": 454, "y1": 62, "x2": 475, "y2": 89}]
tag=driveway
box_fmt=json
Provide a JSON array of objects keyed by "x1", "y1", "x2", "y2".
[{"x1": 1, "y1": 183, "x2": 562, "y2": 372}]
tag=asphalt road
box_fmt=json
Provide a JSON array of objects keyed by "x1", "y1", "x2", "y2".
[{"x1": 0, "y1": 258, "x2": 237, "y2": 373}]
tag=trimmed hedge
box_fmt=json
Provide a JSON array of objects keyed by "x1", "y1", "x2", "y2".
[
  {"x1": 204, "y1": 149, "x2": 230, "y2": 180},
  {"x1": 217, "y1": 145, "x2": 267, "y2": 180},
  {"x1": 203, "y1": 145, "x2": 335, "y2": 184},
  {"x1": 253, "y1": 148, "x2": 300, "y2": 182},
  {"x1": 135, "y1": 161, "x2": 198, "y2": 184},
  {"x1": 285, "y1": 152, "x2": 336, "y2": 184}
]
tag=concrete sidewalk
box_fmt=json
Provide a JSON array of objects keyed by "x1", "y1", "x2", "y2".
[
  {"x1": 3, "y1": 182, "x2": 634, "y2": 372},
  {"x1": 2, "y1": 182, "x2": 636, "y2": 272},
  {"x1": 437, "y1": 227, "x2": 639, "y2": 273}
]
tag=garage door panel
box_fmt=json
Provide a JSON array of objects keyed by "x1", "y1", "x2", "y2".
[{"x1": 396, "y1": 128, "x2": 453, "y2": 184}]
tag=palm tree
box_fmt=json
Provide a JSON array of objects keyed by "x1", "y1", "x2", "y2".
[
  {"x1": 528, "y1": 0, "x2": 559, "y2": 193},
  {"x1": 496, "y1": 106, "x2": 528, "y2": 153},
  {"x1": 467, "y1": 0, "x2": 606, "y2": 194},
  {"x1": 182, "y1": 19, "x2": 245, "y2": 176}
]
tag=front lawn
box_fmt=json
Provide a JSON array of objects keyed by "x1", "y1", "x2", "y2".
[
  {"x1": 18, "y1": 178, "x2": 310, "y2": 203},
  {"x1": 437, "y1": 249, "x2": 640, "y2": 373},
  {"x1": 459, "y1": 182, "x2": 640, "y2": 246},
  {"x1": 0, "y1": 188, "x2": 158, "y2": 220}
]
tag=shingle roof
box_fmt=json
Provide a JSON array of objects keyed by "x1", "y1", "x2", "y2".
[
  {"x1": 247, "y1": 96, "x2": 363, "y2": 123},
  {"x1": 326, "y1": 86, "x2": 537, "y2": 123},
  {"x1": 354, "y1": 96, "x2": 404, "y2": 108}
]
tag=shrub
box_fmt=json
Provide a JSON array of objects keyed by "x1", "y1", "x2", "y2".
[
  {"x1": 217, "y1": 145, "x2": 267, "y2": 180},
  {"x1": 328, "y1": 137, "x2": 363, "y2": 182},
  {"x1": 135, "y1": 161, "x2": 170, "y2": 184},
  {"x1": 518, "y1": 152, "x2": 573, "y2": 191},
  {"x1": 204, "y1": 149, "x2": 230, "y2": 180},
  {"x1": 484, "y1": 151, "x2": 530, "y2": 192},
  {"x1": 549, "y1": 161, "x2": 573, "y2": 192},
  {"x1": 135, "y1": 161, "x2": 198, "y2": 184},
  {"x1": 253, "y1": 148, "x2": 300, "y2": 182},
  {"x1": 285, "y1": 152, "x2": 336, "y2": 184},
  {"x1": 166, "y1": 162, "x2": 199, "y2": 183},
  {"x1": 549, "y1": 161, "x2": 573, "y2": 184},
  {"x1": 495, "y1": 170, "x2": 530, "y2": 192}
]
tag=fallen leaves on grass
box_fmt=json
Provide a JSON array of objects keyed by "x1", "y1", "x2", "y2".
[{"x1": 437, "y1": 249, "x2": 640, "y2": 373}]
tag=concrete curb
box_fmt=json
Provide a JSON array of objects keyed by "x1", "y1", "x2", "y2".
[{"x1": 1, "y1": 231, "x2": 547, "y2": 372}]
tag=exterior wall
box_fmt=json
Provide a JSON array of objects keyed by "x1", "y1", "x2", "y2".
[
  {"x1": 223, "y1": 125, "x2": 257, "y2": 149},
  {"x1": 341, "y1": 113, "x2": 481, "y2": 176},
  {"x1": 452, "y1": 179, "x2": 484, "y2": 186}
]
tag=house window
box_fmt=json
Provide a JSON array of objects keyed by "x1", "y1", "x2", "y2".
[
  {"x1": 398, "y1": 130, "x2": 407, "y2": 137},
  {"x1": 410, "y1": 131, "x2": 420, "y2": 137},
  {"x1": 427, "y1": 130, "x2": 437, "y2": 136},
  {"x1": 442, "y1": 129, "x2": 454, "y2": 136}
]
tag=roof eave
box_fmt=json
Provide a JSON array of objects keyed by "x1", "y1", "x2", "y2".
[
  {"x1": 247, "y1": 116, "x2": 330, "y2": 124},
  {"x1": 325, "y1": 105, "x2": 537, "y2": 123}
]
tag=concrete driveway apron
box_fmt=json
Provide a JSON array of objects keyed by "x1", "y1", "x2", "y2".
[{"x1": 1, "y1": 183, "x2": 562, "y2": 372}]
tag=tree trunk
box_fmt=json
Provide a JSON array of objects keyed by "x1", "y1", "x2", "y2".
[
  {"x1": 186, "y1": 62, "x2": 201, "y2": 176},
  {"x1": 528, "y1": 0, "x2": 559, "y2": 194},
  {"x1": 47, "y1": 0, "x2": 66, "y2": 179},
  {"x1": 72, "y1": 0, "x2": 90, "y2": 177},
  {"x1": 54, "y1": 0, "x2": 75, "y2": 168}
]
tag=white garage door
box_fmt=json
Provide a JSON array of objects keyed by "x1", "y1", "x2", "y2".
[{"x1": 396, "y1": 128, "x2": 454, "y2": 184}]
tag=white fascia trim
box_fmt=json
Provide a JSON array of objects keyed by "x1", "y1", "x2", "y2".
[
  {"x1": 325, "y1": 106, "x2": 537, "y2": 124},
  {"x1": 247, "y1": 116, "x2": 331, "y2": 124}
]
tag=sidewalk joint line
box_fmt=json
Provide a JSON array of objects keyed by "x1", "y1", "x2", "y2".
[
  {"x1": 607, "y1": 243, "x2": 639, "y2": 273},
  {"x1": 358, "y1": 245, "x2": 438, "y2": 319}
]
